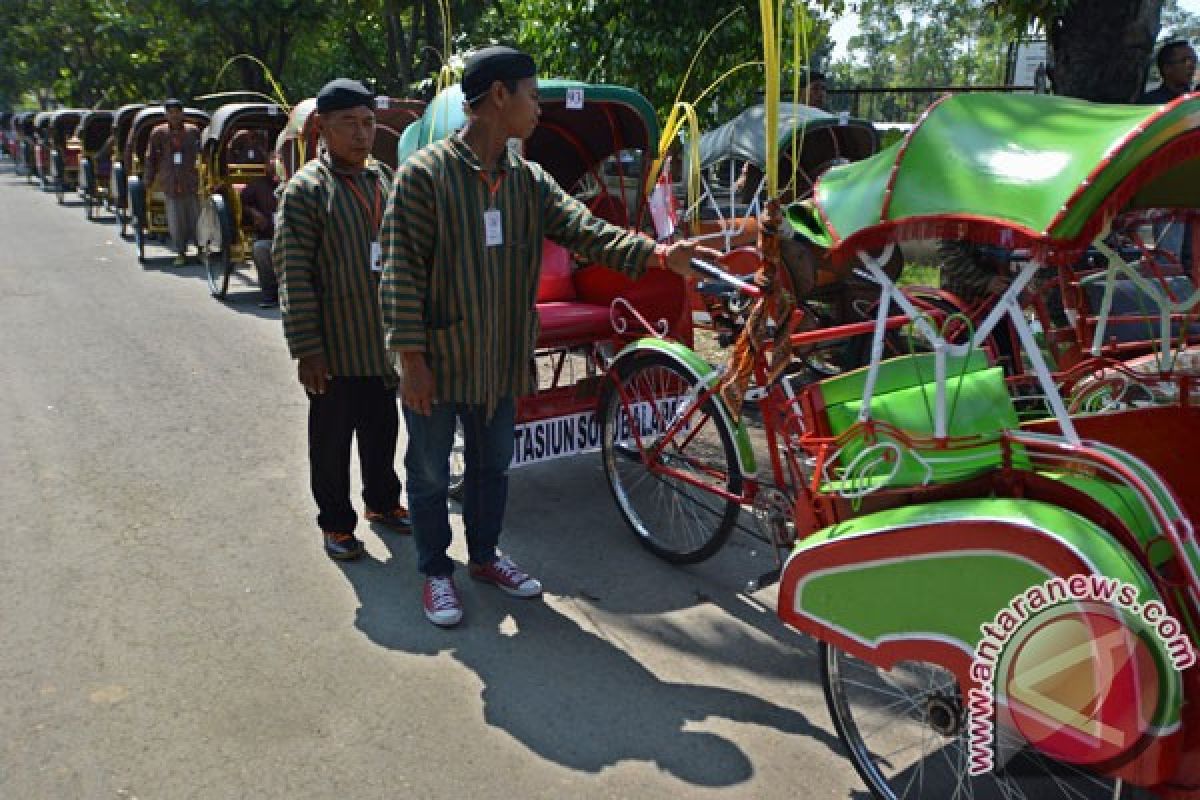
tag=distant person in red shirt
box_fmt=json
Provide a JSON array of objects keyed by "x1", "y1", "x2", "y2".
[{"x1": 145, "y1": 98, "x2": 201, "y2": 266}]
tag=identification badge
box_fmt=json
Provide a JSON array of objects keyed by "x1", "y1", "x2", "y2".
[
  {"x1": 173, "y1": 152, "x2": 182, "y2": 165},
  {"x1": 370, "y1": 241, "x2": 383, "y2": 272},
  {"x1": 247, "y1": 149, "x2": 255, "y2": 160},
  {"x1": 484, "y1": 209, "x2": 503, "y2": 246},
  {"x1": 565, "y1": 87, "x2": 584, "y2": 110},
  {"x1": 375, "y1": 96, "x2": 390, "y2": 110}
]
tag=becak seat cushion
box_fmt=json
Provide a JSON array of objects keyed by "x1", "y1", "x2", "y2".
[
  {"x1": 537, "y1": 239, "x2": 576, "y2": 302},
  {"x1": 536, "y1": 302, "x2": 612, "y2": 347}
]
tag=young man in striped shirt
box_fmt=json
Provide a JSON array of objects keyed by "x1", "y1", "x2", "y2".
[
  {"x1": 274, "y1": 79, "x2": 411, "y2": 562},
  {"x1": 381, "y1": 47, "x2": 716, "y2": 627}
]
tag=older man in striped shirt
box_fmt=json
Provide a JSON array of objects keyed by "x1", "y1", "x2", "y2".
[
  {"x1": 274, "y1": 78, "x2": 411, "y2": 562},
  {"x1": 381, "y1": 47, "x2": 715, "y2": 627}
]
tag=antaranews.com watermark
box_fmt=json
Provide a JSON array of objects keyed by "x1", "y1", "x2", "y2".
[{"x1": 967, "y1": 574, "x2": 1197, "y2": 776}]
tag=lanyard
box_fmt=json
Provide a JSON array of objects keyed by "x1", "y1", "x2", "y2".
[
  {"x1": 341, "y1": 174, "x2": 382, "y2": 230},
  {"x1": 479, "y1": 170, "x2": 504, "y2": 208}
]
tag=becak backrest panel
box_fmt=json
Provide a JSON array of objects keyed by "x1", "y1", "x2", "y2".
[{"x1": 815, "y1": 351, "x2": 1025, "y2": 486}]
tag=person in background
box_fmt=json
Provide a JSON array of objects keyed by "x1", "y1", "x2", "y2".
[
  {"x1": 145, "y1": 98, "x2": 201, "y2": 266},
  {"x1": 239, "y1": 146, "x2": 280, "y2": 308},
  {"x1": 799, "y1": 68, "x2": 828, "y2": 111},
  {"x1": 273, "y1": 78, "x2": 410, "y2": 561},
  {"x1": 1140, "y1": 40, "x2": 1196, "y2": 104},
  {"x1": 228, "y1": 129, "x2": 266, "y2": 165},
  {"x1": 1140, "y1": 41, "x2": 1196, "y2": 267}
]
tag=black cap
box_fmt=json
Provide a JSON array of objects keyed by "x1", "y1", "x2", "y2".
[
  {"x1": 316, "y1": 78, "x2": 374, "y2": 114},
  {"x1": 462, "y1": 46, "x2": 537, "y2": 103},
  {"x1": 799, "y1": 68, "x2": 826, "y2": 86},
  {"x1": 164, "y1": 98, "x2": 184, "y2": 110}
]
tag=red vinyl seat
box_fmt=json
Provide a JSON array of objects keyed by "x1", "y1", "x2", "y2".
[
  {"x1": 536, "y1": 239, "x2": 611, "y2": 346},
  {"x1": 535, "y1": 238, "x2": 691, "y2": 348}
]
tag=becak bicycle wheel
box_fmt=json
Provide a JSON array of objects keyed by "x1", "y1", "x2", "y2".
[
  {"x1": 600, "y1": 349, "x2": 743, "y2": 564},
  {"x1": 820, "y1": 642, "x2": 1131, "y2": 800}
]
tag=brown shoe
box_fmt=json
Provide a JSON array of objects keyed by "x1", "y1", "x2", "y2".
[
  {"x1": 365, "y1": 505, "x2": 412, "y2": 533},
  {"x1": 323, "y1": 532, "x2": 365, "y2": 561}
]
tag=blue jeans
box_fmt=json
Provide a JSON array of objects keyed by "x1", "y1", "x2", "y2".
[{"x1": 403, "y1": 397, "x2": 515, "y2": 576}]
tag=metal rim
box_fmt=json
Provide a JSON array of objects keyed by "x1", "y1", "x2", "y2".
[
  {"x1": 820, "y1": 643, "x2": 1127, "y2": 800},
  {"x1": 600, "y1": 352, "x2": 741, "y2": 563}
]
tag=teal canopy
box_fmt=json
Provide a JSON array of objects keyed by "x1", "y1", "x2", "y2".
[{"x1": 397, "y1": 79, "x2": 659, "y2": 195}]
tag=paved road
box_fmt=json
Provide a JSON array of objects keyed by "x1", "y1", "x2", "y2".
[{"x1": 0, "y1": 166, "x2": 856, "y2": 799}]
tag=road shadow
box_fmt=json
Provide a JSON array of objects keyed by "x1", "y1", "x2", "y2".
[
  {"x1": 334, "y1": 527, "x2": 842, "y2": 787},
  {"x1": 137, "y1": 253, "x2": 193, "y2": 272},
  {"x1": 86, "y1": 210, "x2": 119, "y2": 226},
  {"x1": 211, "y1": 279, "x2": 280, "y2": 320}
]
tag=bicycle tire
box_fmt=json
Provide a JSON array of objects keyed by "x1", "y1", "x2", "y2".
[
  {"x1": 820, "y1": 642, "x2": 1129, "y2": 800},
  {"x1": 600, "y1": 350, "x2": 743, "y2": 564}
]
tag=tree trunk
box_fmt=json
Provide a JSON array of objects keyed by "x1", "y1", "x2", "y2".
[{"x1": 1049, "y1": 0, "x2": 1163, "y2": 101}]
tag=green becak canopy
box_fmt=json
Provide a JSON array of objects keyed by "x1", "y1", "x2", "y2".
[{"x1": 787, "y1": 92, "x2": 1200, "y2": 266}]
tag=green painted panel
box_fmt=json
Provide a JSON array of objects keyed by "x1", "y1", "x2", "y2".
[{"x1": 789, "y1": 497, "x2": 1181, "y2": 723}]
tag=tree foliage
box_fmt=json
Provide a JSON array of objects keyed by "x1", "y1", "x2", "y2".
[
  {"x1": 0, "y1": 0, "x2": 835, "y2": 125},
  {"x1": 0, "y1": 0, "x2": 1179, "y2": 119},
  {"x1": 476, "y1": 1, "x2": 833, "y2": 125},
  {"x1": 827, "y1": 0, "x2": 1009, "y2": 120},
  {"x1": 987, "y1": 0, "x2": 1165, "y2": 101}
]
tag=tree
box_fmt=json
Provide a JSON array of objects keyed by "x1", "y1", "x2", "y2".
[
  {"x1": 828, "y1": 0, "x2": 1009, "y2": 120},
  {"x1": 989, "y1": 0, "x2": 1164, "y2": 101},
  {"x1": 328, "y1": 1, "x2": 462, "y2": 97},
  {"x1": 1159, "y1": 0, "x2": 1200, "y2": 57},
  {"x1": 478, "y1": 1, "x2": 833, "y2": 125}
]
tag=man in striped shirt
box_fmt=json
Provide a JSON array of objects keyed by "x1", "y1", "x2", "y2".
[
  {"x1": 381, "y1": 47, "x2": 715, "y2": 627},
  {"x1": 274, "y1": 78, "x2": 411, "y2": 562}
]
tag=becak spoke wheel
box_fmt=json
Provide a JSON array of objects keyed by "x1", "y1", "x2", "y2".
[
  {"x1": 820, "y1": 643, "x2": 1129, "y2": 800},
  {"x1": 600, "y1": 350, "x2": 742, "y2": 563},
  {"x1": 200, "y1": 194, "x2": 234, "y2": 298}
]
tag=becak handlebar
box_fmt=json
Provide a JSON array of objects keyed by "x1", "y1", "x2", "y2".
[{"x1": 690, "y1": 258, "x2": 763, "y2": 299}]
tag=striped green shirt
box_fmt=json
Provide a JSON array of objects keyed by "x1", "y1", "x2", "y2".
[
  {"x1": 380, "y1": 134, "x2": 657, "y2": 410},
  {"x1": 273, "y1": 153, "x2": 395, "y2": 378}
]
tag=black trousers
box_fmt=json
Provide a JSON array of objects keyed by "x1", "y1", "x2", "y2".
[{"x1": 307, "y1": 376, "x2": 402, "y2": 533}]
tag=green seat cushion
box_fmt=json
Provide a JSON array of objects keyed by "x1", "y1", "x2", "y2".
[{"x1": 821, "y1": 354, "x2": 1024, "y2": 487}]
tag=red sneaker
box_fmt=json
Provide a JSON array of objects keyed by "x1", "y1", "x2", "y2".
[
  {"x1": 468, "y1": 554, "x2": 543, "y2": 598},
  {"x1": 423, "y1": 575, "x2": 463, "y2": 627}
]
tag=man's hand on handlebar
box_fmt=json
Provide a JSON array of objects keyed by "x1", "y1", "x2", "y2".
[{"x1": 654, "y1": 240, "x2": 724, "y2": 280}]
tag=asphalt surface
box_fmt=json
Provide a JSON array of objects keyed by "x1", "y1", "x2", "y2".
[{"x1": 0, "y1": 164, "x2": 857, "y2": 799}]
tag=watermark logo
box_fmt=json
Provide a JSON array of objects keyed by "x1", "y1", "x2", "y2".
[{"x1": 967, "y1": 575, "x2": 1196, "y2": 776}]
